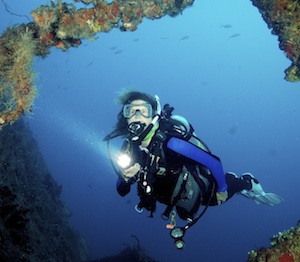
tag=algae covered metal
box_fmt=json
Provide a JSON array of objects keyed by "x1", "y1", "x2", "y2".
[
  {"x1": 0, "y1": 0, "x2": 194, "y2": 128},
  {"x1": 250, "y1": 0, "x2": 300, "y2": 82},
  {"x1": 247, "y1": 221, "x2": 300, "y2": 262},
  {"x1": 1, "y1": 0, "x2": 300, "y2": 129}
]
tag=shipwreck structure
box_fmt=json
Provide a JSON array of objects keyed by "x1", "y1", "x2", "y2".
[{"x1": 0, "y1": 0, "x2": 300, "y2": 128}]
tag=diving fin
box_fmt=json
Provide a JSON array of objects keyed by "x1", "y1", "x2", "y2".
[
  {"x1": 239, "y1": 173, "x2": 283, "y2": 206},
  {"x1": 240, "y1": 190, "x2": 284, "y2": 206}
]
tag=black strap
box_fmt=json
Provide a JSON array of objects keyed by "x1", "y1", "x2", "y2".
[
  {"x1": 162, "y1": 171, "x2": 189, "y2": 218},
  {"x1": 183, "y1": 182, "x2": 215, "y2": 231}
]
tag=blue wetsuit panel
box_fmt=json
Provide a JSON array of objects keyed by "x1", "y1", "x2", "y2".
[{"x1": 167, "y1": 137, "x2": 228, "y2": 192}]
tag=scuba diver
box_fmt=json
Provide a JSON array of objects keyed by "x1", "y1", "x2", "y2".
[{"x1": 104, "y1": 90, "x2": 283, "y2": 249}]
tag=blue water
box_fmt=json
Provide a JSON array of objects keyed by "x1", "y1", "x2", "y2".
[{"x1": 2, "y1": 0, "x2": 300, "y2": 261}]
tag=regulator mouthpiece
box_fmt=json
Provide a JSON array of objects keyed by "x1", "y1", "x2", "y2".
[{"x1": 128, "y1": 122, "x2": 146, "y2": 136}]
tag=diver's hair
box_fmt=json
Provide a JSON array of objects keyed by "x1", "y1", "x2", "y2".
[
  {"x1": 113, "y1": 89, "x2": 157, "y2": 137},
  {"x1": 117, "y1": 89, "x2": 157, "y2": 111}
]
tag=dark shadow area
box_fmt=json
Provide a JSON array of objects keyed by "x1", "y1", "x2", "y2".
[{"x1": 0, "y1": 119, "x2": 90, "y2": 261}]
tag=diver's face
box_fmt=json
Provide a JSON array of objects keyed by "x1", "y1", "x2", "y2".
[{"x1": 124, "y1": 99, "x2": 153, "y2": 128}]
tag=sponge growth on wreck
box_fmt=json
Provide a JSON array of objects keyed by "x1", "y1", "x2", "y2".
[
  {"x1": 247, "y1": 221, "x2": 300, "y2": 262},
  {"x1": 0, "y1": 27, "x2": 37, "y2": 128}
]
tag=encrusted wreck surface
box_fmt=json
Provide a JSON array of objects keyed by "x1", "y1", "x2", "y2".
[
  {"x1": 1, "y1": 0, "x2": 300, "y2": 129},
  {"x1": 0, "y1": 119, "x2": 90, "y2": 261},
  {"x1": 0, "y1": 0, "x2": 194, "y2": 128},
  {"x1": 247, "y1": 221, "x2": 300, "y2": 262},
  {"x1": 250, "y1": 0, "x2": 300, "y2": 82}
]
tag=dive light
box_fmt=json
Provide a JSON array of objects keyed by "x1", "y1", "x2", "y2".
[{"x1": 116, "y1": 153, "x2": 131, "y2": 169}]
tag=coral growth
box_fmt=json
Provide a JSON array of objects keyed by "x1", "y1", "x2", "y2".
[
  {"x1": 1, "y1": 0, "x2": 300, "y2": 128},
  {"x1": 0, "y1": 27, "x2": 37, "y2": 129},
  {"x1": 29, "y1": 0, "x2": 194, "y2": 45},
  {"x1": 250, "y1": 0, "x2": 300, "y2": 81},
  {"x1": 0, "y1": 0, "x2": 194, "y2": 128},
  {"x1": 247, "y1": 221, "x2": 300, "y2": 262}
]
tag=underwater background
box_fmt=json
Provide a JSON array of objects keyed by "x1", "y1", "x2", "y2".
[{"x1": 1, "y1": 0, "x2": 300, "y2": 261}]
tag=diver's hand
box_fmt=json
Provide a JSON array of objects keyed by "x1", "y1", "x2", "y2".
[
  {"x1": 216, "y1": 191, "x2": 228, "y2": 205},
  {"x1": 121, "y1": 163, "x2": 141, "y2": 182}
]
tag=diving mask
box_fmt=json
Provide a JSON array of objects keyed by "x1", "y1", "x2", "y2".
[{"x1": 123, "y1": 103, "x2": 153, "y2": 119}]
